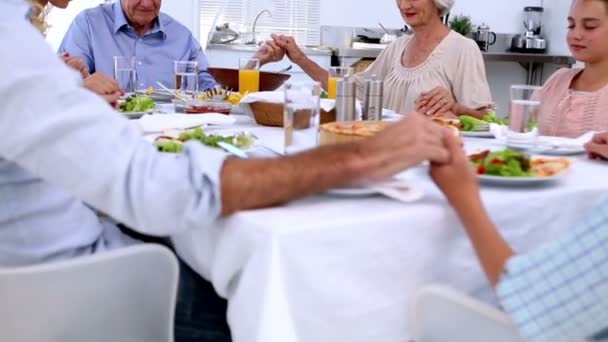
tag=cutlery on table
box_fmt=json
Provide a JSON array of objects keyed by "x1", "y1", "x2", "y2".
[{"x1": 156, "y1": 81, "x2": 189, "y2": 103}]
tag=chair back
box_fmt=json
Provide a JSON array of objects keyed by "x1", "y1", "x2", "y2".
[
  {"x1": 411, "y1": 285, "x2": 524, "y2": 342},
  {"x1": 0, "y1": 245, "x2": 179, "y2": 342}
]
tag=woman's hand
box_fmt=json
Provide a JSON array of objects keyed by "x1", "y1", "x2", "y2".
[
  {"x1": 83, "y1": 73, "x2": 123, "y2": 108},
  {"x1": 62, "y1": 53, "x2": 89, "y2": 79},
  {"x1": 585, "y1": 132, "x2": 608, "y2": 160},
  {"x1": 271, "y1": 34, "x2": 307, "y2": 65},
  {"x1": 429, "y1": 132, "x2": 479, "y2": 204},
  {"x1": 416, "y1": 86, "x2": 456, "y2": 117},
  {"x1": 255, "y1": 39, "x2": 285, "y2": 66}
]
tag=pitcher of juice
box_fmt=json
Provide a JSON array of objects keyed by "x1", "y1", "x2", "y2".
[
  {"x1": 239, "y1": 58, "x2": 260, "y2": 94},
  {"x1": 328, "y1": 66, "x2": 353, "y2": 99}
]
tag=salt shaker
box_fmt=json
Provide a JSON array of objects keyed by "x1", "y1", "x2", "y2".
[
  {"x1": 335, "y1": 78, "x2": 356, "y2": 122},
  {"x1": 362, "y1": 77, "x2": 383, "y2": 121}
]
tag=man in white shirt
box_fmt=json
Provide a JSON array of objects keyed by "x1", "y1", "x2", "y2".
[{"x1": 1, "y1": 1, "x2": 452, "y2": 340}]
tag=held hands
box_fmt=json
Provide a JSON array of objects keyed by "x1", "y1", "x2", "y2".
[
  {"x1": 429, "y1": 132, "x2": 479, "y2": 204},
  {"x1": 83, "y1": 73, "x2": 123, "y2": 109},
  {"x1": 416, "y1": 86, "x2": 456, "y2": 117},
  {"x1": 61, "y1": 53, "x2": 89, "y2": 79},
  {"x1": 255, "y1": 39, "x2": 285, "y2": 65},
  {"x1": 585, "y1": 132, "x2": 608, "y2": 160},
  {"x1": 270, "y1": 34, "x2": 306, "y2": 65},
  {"x1": 355, "y1": 113, "x2": 451, "y2": 182}
]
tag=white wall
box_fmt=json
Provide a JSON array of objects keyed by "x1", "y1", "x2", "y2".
[{"x1": 46, "y1": 0, "x2": 105, "y2": 50}]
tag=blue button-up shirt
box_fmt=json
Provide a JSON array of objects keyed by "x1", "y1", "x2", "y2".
[
  {"x1": 497, "y1": 196, "x2": 608, "y2": 342},
  {"x1": 0, "y1": 0, "x2": 226, "y2": 266},
  {"x1": 58, "y1": 2, "x2": 216, "y2": 91}
]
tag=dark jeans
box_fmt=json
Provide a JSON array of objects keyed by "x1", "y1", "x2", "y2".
[
  {"x1": 175, "y1": 260, "x2": 232, "y2": 342},
  {"x1": 119, "y1": 226, "x2": 232, "y2": 342}
]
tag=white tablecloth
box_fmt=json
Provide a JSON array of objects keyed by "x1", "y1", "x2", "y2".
[{"x1": 171, "y1": 115, "x2": 608, "y2": 342}]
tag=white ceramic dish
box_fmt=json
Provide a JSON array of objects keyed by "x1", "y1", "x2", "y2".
[
  {"x1": 326, "y1": 180, "x2": 424, "y2": 203},
  {"x1": 461, "y1": 131, "x2": 495, "y2": 138},
  {"x1": 478, "y1": 171, "x2": 569, "y2": 185}
]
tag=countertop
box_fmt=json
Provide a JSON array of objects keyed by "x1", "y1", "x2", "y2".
[
  {"x1": 338, "y1": 47, "x2": 575, "y2": 65},
  {"x1": 206, "y1": 43, "x2": 575, "y2": 65},
  {"x1": 206, "y1": 43, "x2": 333, "y2": 56}
]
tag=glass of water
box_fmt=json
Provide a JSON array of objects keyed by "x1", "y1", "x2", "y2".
[
  {"x1": 113, "y1": 56, "x2": 136, "y2": 93},
  {"x1": 284, "y1": 82, "x2": 322, "y2": 155},
  {"x1": 174, "y1": 61, "x2": 199, "y2": 98},
  {"x1": 507, "y1": 85, "x2": 542, "y2": 150}
]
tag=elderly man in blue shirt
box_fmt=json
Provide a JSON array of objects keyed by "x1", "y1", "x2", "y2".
[{"x1": 59, "y1": 0, "x2": 217, "y2": 91}]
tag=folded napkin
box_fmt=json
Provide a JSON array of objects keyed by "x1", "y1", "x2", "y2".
[
  {"x1": 134, "y1": 114, "x2": 236, "y2": 133},
  {"x1": 238, "y1": 91, "x2": 362, "y2": 117},
  {"x1": 490, "y1": 125, "x2": 595, "y2": 150}
]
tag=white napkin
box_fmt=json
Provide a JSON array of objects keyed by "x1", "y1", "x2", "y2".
[
  {"x1": 239, "y1": 91, "x2": 362, "y2": 117},
  {"x1": 135, "y1": 114, "x2": 236, "y2": 133},
  {"x1": 490, "y1": 125, "x2": 595, "y2": 149}
]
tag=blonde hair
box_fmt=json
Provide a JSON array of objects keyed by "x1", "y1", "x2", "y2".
[{"x1": 26, "y1": 0, "x2": 50, "y2": 35}]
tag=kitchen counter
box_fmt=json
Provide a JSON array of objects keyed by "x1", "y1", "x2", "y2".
[
  {"x1": 206, "y1": 43, "x2": 333, "y2": 56},
  {"x1": 338, "y1": 47, "x2": 575, "y2": 65}
]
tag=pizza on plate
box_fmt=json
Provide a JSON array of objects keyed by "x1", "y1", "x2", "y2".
[
  {"x1": 319, "y1": 121, "x2": 390, "y2": 145},
  {"x1": 531, "y1": 158, "x2": 572, "y2": 177},
  {"x1": 432, "y1": 117, "x2": 461, "y2": 136}
]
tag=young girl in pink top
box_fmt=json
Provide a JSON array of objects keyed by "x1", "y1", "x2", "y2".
[{"x1": 539, "y1": 0, "x2": 608, "y2": 138}]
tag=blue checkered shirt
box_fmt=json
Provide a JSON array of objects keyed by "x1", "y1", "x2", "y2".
[{"x1": 496, "y1": 198, "x2": 608, "y2": 342}]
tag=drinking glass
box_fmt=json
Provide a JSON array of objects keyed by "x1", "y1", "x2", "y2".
[
  {"x1": 113, "y1": 56, "x2": 136, "y2": 93},
  {"x1": 284, "y1": 82, "x2": 322, "y2": 155},
  {"x1": 328, "y1": 66, "x2": 354, "y2": 99},
  {"x1": 506, "y1": 85, "x2": 542, "y2": 150},
  {"x1": 239, "y1": 57, "x2": 260, "y2": 94},
  {"x1": 174, "y1": 61, "x2": 199, "y2": 98}
]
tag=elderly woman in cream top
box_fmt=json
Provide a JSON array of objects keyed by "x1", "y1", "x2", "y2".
[{"x1": 262, "y1": 0, "x2": 494, "y2": 119}]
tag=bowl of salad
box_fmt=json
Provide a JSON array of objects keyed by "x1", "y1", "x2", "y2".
[{"x1": 119, "y1": 94, "x2": 157, "y2": 118}]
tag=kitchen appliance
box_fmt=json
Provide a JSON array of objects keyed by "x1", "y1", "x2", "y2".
[
  {"x1": 474, "y1": 23, "x2": 497, "y2": 52},
  {"x1": 511, "y1": 6, "x2": 547, "y2": 53}
]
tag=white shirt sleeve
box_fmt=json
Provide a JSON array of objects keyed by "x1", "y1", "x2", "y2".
[{"x1": 0, "y1": 2, "x2": 227, "y2": 236}]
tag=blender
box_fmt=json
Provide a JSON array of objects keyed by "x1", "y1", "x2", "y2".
[{"x1": 511, "y1": 6, "x2": 547, "y2": 53}]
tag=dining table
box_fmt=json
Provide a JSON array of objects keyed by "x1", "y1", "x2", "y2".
[{"x1": 148, "y1": 111, "x2": 608, "y2": 342}]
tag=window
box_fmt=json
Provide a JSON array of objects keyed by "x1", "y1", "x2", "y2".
[{"x1": 199, "y1": 0, "x2": 320, "y2": 48}]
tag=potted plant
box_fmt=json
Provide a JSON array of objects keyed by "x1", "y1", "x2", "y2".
[{"x1": 449, "y1": 14, "x2": 473, "y2": 36}]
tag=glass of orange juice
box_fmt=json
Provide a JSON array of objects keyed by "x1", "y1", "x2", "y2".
[
  {"x1": 328, "y1": 66, "x2": 353, "y2": 99},
  {"x1": 239, "y1": 57, "x2": 260, "y2": 94}
]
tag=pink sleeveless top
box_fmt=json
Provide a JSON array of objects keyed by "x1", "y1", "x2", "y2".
[{"x1": 539, "y1": 68, "x2": 608, "y2": 138}]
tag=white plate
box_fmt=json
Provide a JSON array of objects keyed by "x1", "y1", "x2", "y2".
[
  {"x1": 534, "y1": 145, "x2": 586, "y2": 156},
  {"x1": 461, "y1": 130, "x2": 494, "y2": 138},
  {"x1": 121, "y1": 111, "x2": 153, "y2": 119},
  {"x1": 136, "y1": 89, "x2": 175, "y2": 102},
  {"x1": 326, "y1": 180, "x2": 424, "y2": 203},
  {"x1": 478, "y1": 171, "x2": 569, "y2": 185},
  {"x1": 327, "y1": 187, "x2": 378, "y2": 196}
]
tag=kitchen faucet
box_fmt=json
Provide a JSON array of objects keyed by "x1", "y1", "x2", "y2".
[{"x1": 247, "y1": 9, "x2": 272, "y2": 45}]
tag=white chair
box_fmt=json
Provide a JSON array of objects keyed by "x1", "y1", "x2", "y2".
[
  {"x1": 0, "y1": 244, "x2": 179, "y2": 342},
  {"x1": 411, "y1": 285, "x2": 524, "y2": 342}
]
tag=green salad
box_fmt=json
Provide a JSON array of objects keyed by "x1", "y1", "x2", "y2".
[
  {"x1": 469, "y1": 149, "x2": 532, "y2": 177},
  {"x1": 155, "y1": 127, "x2": 256, "y2": 153},
  {"x1": 459, "y1": 112, "x2": 508, "y2": 131},
  {"x1": 119, "y1": 95, "x2": 157, "y2": 113}
]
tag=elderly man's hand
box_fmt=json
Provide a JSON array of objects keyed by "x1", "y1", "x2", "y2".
[
  {"x1": 355, "y1": 113, "x2": 451, "y2": 182},
  {"x1": 255, "y1": 39, "x2": 286, "y2": 65},
  {"x1": 585, "y1": 132, "x2": 608, "y2": 160},
  {"x1": 84, "y1": 73, "x2": 123, "y2": 108},
  {"x1": 62, "y1": 53, "x2": 89, "y2": 79},
  {"x1": 271, "y1": 34, "x2": 306, "y2": 65}
]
